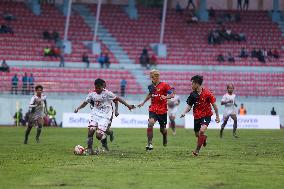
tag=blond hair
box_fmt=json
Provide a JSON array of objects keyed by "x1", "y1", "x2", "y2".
[{"x1": 150, "y1": 69, "x2": 160, "y2": 77}]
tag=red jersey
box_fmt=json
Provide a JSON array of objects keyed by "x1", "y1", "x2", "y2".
[
  {"x1": 186, "y1": 88, "x2": 216, "y2": 119},
  {"x1": 148, "y1": 82, "x2": 173, "y2": 114}
]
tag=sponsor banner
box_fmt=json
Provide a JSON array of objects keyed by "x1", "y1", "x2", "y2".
[
  {"x1": 185, "y1": 115, "x2": 280, "y2": 129},
  {"x1": 62, "y1": 113, "x2": 159, "y2": 128}
]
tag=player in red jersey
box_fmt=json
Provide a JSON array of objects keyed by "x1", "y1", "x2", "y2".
[
  {"x1": 138, "y1": 70, "x2": 174, "y2": 150},
  {"x1": 181, "y1": 75, "x2": 220, "y2": 156}
]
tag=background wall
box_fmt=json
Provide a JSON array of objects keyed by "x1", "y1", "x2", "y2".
[{"x1": 1, "y1": 94, "x2": 283, "y2": 126}]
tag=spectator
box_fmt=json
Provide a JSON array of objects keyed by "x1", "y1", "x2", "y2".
[
  {"x1": 82, "y1": 53, "x2": 90, "y2": 68},
  {"x1": 104, "y1": 53, "x2": 111, "y2": 69},
  {"x1": 28, "y1": 73, "x2": 34, "y2": 95},
  {"x1": 271, "y1": 107, "x2": 276, "y2": 115},
  {"x1": 52, "y1": 47, "x2": 61, "y2": 58},
  {"x1": 187, "y1": 12, "x2": 198, "y2": 24},
  {"x1": 44, "y1": 46, "x2": 51, "y2": 56},
  {"x1": 243, "y1": 0, "x2": 249, "y2": 10},
  {"x1": 47, "y1": 106, "x2": 57, "y2": 126},
  {"x1": 227, "y1": 52, "x2": 235, "y2": 63},
  {"x1": 0, "y1": 59, "x2": 9, "y2": 72},
  {"x1": 238, "y1": 32, "x2": 246, "y2": 42},
  {"x1": 240, "y1": 47, "x2": 249, "y2": 58},
  {"x1": 0, "y1": 24, "x2": 14, "y2": 34},
  {"x1": 52, "y1": 30, "x2": 59, "y2": 42},
  {"x1": 257, "y1": 48, "x2": 265, "y2": 63},
  {"x1": 238, "y1": 103, "x2": 247, "y2": 115},
  {"x1": 175, "y1": 2, "x2": 183, "y2": 15},
  {"x1": 251, "y1": 48, "x2": 257, "y2": 58},
  {"x1": 97, "y1": 53, "x2": 105, "y2": 68},
  {"x1": 59, "y1": 54, "x2": 65, "y2": 67},
  {"x1": 13, "y1": 108, "x2": 25, "y2": 126},
  {"x1": 186, "y1": 0, "x2": 196, "y2": 10},
  {"x1": 120, "y1": 78, "x2": 127, "y2": 97},
  {"x1": 22, "y1": 72, "x2": 28, "y2": 95},
  {"x1": 150, "y1": 54, "x2": 157, "y2": 68},
  {"x1": 208, "y1": 7, "x2": 215, "y2": 18},
  {"x1": 272, "y1": 49, "x2": 280, "y2": 59},
  {"x1": 24, "y1": 111, "x2": 30, "y2": 126},
  {"x1": 43, "y1": 30, "x2": 51, "y2": 40},
  {"x1": 11, "y1": 74, "x2": 18, "y2": 94},
  {"x1": 237, "y1": 0, "x2": 242, "y2": 10},
  {"x1": 217, "y1": 53, "x2": 225, "y2": 62},
  {"x1": 3, "y1": 11, "x2": 16, "y2": 21},
  {"x1": 142, "y1": 47, "x2": 148, "y2": 55}
]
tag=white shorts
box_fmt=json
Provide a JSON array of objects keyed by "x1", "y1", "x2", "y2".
[
  {"x1": 168, "y1": 107, "x2": 178, "y2": 117},
  {"x1": 88, "y1": 115, "x2": 110, "y2": 132}
]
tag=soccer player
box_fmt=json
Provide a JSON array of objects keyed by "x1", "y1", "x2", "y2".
[
  {"x1": 138, "y1": 69, "x2": 174, "y2": 151},
  {"x1": 167, "y1": 93, "x2": 180, "y2": 136},
  {"x1": 74, "y1": 78, "x2": 135, "y2": 155},
  {"x1": 220, "y1": 84, "x2": 238, "y2": 138},
  {"x1": 24, "y1": 85, "x2": 48, "y2": 144},
  {"x1": 180, "y1": 75, "x2": 220, "y2": 156}
]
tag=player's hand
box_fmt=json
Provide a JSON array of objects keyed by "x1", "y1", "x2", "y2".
[
  {"x1": 137, "y1": 103, "x2": 144, "y2": 108},
  {"x1": 115, "y1": 111, "x2": 119, "y2": 117},
  {"x1": 215, "y1": 116, "x2": 220, "y2": 123},
  {"x1": 74, "y1": 108, "x2": 78, "y2": 113},
  {"x1": 161, "y1": 95, "x2": 167, "y2": 100},
  {"x1": 180, "y1": 114, "x2": 185, "y2": 118},
  {"x1": 128, "y1": 105, "x2": 136, "y2": 110}
]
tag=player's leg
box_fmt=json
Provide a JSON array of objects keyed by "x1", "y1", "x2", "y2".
[
  {"x1": 96, "y1": 120, "x2": 109, "y2": 151},
  {"x1": 169, "y1": 114, "x2": 176, "y2": 136},
  {"x1": 192, "y1": 117, "x2": 210, "y2": 156},
  {"x1": 220, "y1": 115, "x2": 230, "y2": 138},
  {"x1": 35, "y1": 117, "x2": 43, "y2": 143},
  {"x1": 158, "y1": 114, "x2": 168, "y2": 147},
  {"x1": 231, "y1": 114, "x2": 238, "y2": 138},
  {"x1": 24, "y1": 119, "x2": 33, "y2": 144},
  {"x1": 146, "y1": 112, "x2": 157, "y2": 150},
  {"x1": 86, "y1": 126, "x2": 96, "y2": 155}
]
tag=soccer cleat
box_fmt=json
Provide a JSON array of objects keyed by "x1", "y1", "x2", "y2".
[
  {"x1": 163, "y1": 135, "x2": 167, "y2": 147},
  {"x1": 24, "y1": 139, "x2": 28, "y2": 144},
  {"x1": 203, "y1": 135, "x2": 207, "y2": 147},
  {"x1": 192, "y1": 151, "x2": 199, "y2": 157},
  {"x1": 85, "y1": 148, "x2": 96, "y2": 155},
  {"x1": 102, "y1": 143, "x2": 109, "y2": 151},
  {"x1": 173, "y1": 131, "x2": 176, "y2": 136},
  {"x1": 233, "y1": 134, "x2": 239, "y2": 138},
  {"x1": 146, "y1": 144, "x2": 154, "y2": 151}
]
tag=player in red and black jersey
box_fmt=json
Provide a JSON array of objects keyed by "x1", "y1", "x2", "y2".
[
  {"x1": 138, "y1": 70, "x2": 174, "y2": 151},
  {"x1": 181, "y1": 75, "x2": 220, "y2": 156}
]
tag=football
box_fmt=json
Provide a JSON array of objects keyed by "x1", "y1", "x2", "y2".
[{"x1": 74, "y1": 145, "x2": 85, "y2": 155}]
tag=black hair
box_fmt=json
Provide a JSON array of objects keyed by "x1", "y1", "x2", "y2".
[
  {"x1": 35, "y1": 85, "x2": 43, "y2": 90},
  {"x1": 94, "y1": 78, "x2": 105, "y2": 87},
  {"x1": 227, "y1": 84, "x2": 234, "y2": 89},
  {"x1": 191, "y1": 75, "x2": 203, "y2": 85}
]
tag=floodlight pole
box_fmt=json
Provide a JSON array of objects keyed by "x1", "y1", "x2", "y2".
[
  {"x1": 93, "y1": 0, "x2": 102, "y2": 42},
  {"x1": 63, "y1": 0, "x2": 72, "y2": 41},
  {"x1": 159, "y1": 0, "x2": 167, "y2": 44}
]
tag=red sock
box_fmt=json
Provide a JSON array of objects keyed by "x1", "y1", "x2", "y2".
[{"x1": 197, "y1": 135, "x2": 204, "y2": 147}]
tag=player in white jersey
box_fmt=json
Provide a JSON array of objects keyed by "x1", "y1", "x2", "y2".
[
  {"x1": 167, "y1": 94, "x2": 180, "y2": 135},
  {"x1": 74, "y1": 78, "x2": 135, "y2": 155},
  {"x1": 24, "y1": 85, "x2": 48, "y2": 144},
  {"x1": 220, "y1": 84, "x2": 238, "y2": 138}
]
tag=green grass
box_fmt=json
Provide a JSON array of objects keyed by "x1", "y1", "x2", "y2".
[{"x1": 0, "y1": 127, "x2": 284, "y2": 189}]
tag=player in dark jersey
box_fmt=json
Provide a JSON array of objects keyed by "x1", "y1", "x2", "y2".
[
  {"x1": 138, "y1": 70, "x2": 174, "y2": 150},
  {"x1": 181, "y1": 75, "x2": 220, "y2": 156}
]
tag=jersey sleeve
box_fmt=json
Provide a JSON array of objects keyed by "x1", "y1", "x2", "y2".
[
  {"x1": 85, "y1": 93, "x2": 93, "y2": 103},
  {"x1": 186, "y1": 92, "x2": 199, "y2": 106},
  {"x1": 208, "y1": 91, "x2": 216, "y2": 104},
  {"x1": 164, "y1": 83, "x2": 174, "y2": 94},
  {"x1": 29, "y1": 96, "x2": 37, "y2": 108},
  {"x1": 221, "y1": 94, "x2": 227, "y2": 103},
  {"x1": 106, "y1": 90, "x2": 117, "y2": 100},
  {"x1": 148, "y1": 84, "x2": 155, "y2": 94}
]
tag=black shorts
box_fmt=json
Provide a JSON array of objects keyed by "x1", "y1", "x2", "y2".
[
  {"x1": 194, "y1": 116, "x2": 211, "y2": 132},
  {"x1": 149, "y1": 111, "x2": 167, "y2": 129}
]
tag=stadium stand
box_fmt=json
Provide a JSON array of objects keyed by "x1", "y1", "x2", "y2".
[{"x1": 0, "y1": 67, "x2": 143, "y2": 94}]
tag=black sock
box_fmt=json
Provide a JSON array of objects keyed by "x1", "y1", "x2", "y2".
[
  {"x1": 24, "y1": 126, "x2": 32, "y2": 143},
  {"x1": 36, "y1": 126, "x2": 42, "y2": 140}
]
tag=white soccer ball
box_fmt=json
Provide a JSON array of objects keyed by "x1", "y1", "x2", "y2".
[{"x1": 74, "y1": 145, "x2": 85, "y2": 155}]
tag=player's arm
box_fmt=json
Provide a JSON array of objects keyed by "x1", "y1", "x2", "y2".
[
  {"x1": 74, "y1": 101, "x2": 88, "y2": 113},
  {"x1": 114, "y1": 100, "x2": 119, "y2": 117},
  {"x1": 180, "y1": 105, "x2": 192, "y2": 118},
  {"x1": 212, "y1": 102, "x2": 220, "y2": 123},
  {"x1": 115, "y1": 96, "x2": 135, "y2": 110},
  {"x1": 161, "y1": 88, "x2": 175, "y2": 100},
  {"x1": 138, "y1": 93, "x2": 151, "y2": 108},
  {"x1": 44, "y1": 100, "x2": 48, "y2": 115}
]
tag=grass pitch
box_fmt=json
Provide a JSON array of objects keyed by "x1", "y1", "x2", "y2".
[{"x1": 0, "y1": 127, "x2": 284, "y2": 189}]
